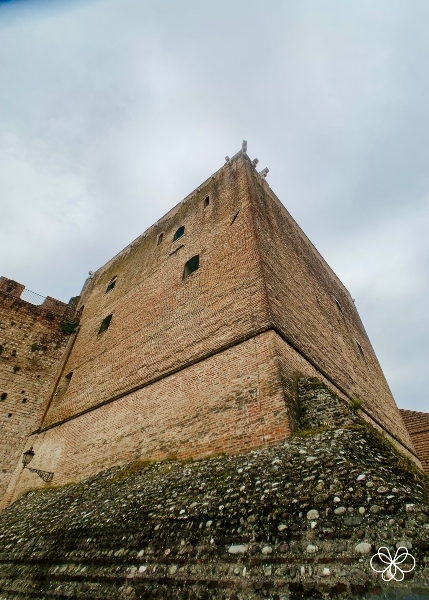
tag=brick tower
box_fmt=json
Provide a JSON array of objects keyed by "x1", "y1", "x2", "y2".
[{"x1": 1, "y1": 144, "x2": 420, "y2": 508}]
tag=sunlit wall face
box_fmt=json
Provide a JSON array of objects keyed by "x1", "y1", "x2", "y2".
[{"x1": 0, "y1": 0, "x2": 428, "y2": 413}]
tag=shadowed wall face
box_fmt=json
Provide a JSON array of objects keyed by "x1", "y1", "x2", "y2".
[{"x1": 248, "y1": 168, "x2": 414, "y2": 453}]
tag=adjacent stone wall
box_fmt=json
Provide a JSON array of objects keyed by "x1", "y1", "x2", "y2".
[
  {"x1": 296, "y1": 377, "x2": 360, "y2": 430},
  {"x1": 0, "y1": 280, "x2": 73, "y2": 499},
  {"x1": 401, "y1": 409, "x2": 429, "y2": 474}
]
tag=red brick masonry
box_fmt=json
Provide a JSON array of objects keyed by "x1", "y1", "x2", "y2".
[{"x1": 401, "y1": 409, "x2": 429, "y2": 473}]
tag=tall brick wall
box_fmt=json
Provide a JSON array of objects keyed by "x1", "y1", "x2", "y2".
[
  {"x1": 247, "y1": 163, "x2": 415, "y2": 453},
  {"x1": 0, "y1": 279, "x2": 74, "y2": 498},
  {"x1": 400, "y1": 409, "x2": 429, "y2": 473}
]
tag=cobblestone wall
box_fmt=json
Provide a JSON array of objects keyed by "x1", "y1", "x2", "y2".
[{"x1": 0, "y1": 380, "x2": 428, "y2": 599}]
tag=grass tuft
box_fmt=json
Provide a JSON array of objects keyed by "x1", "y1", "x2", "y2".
[
  {"x1": 350, "y1": 398, "x2": 362, "y2": 411},
  {"x1": 294, "y1": 425, "x2": 330, "y2": 437}
]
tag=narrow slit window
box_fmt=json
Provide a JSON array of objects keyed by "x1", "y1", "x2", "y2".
[
  {"x1": 98, "y1": 314, "x2": 113, "y2": 334},
  {"x1": 230, "y1": 210, "x2": 240, "y2": 225},
  {"x1": 334, "y1": 298, "x2": 343, "y2": 313},
  {"x1": 356, "y1": 340, "x2": 365, "y2": 359},
  {"x1": 183, "y1": 255, "x2": 199, "y2": 279},
  {"x1": 204, "y1": 196, "x2": 210, "y2": 208},
  {"x1": 157, "y1": 232, "x2": 164, "y2": 245},
  {"x1": 173, "y1": 226, "x2": 185, "y2": 241},
  {"x1": 105, "y1": 277, "x2": 117, "y2": 294}
]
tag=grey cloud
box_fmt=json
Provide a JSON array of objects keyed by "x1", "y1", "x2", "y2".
[{"x1": 0, "y1": 0, "x2": 427, "y2": 412}]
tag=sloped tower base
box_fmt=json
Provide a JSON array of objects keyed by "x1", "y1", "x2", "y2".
[{"x1": 0, "y1": 380, "x2": 428, "y2": 599}]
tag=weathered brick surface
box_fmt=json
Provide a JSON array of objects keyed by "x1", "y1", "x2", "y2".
[
  {"x1": 40, "y1": 154, "x2": 414, "y2": 450},
  {"x1": 401, "y1": 409, "x2": 429, "y2": 473},
  {"x1": 0, "y1": 281, "x2": 72, "y2": 498}
]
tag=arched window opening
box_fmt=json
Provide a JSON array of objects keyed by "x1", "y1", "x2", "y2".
[
  {"x1": 173, "y1": 226, "x2": 185, "y2": 241},
  {"x1": 183, "y1": 255, "x2": 199, "y2": 279},
  {"x1": 105, "y1": 277, "x2": 117, "y2": 295},
  {"x1": 98, "y1": 314, "x2": 113, "y2": 335},
  {"x1": 157, "y1": 232, "x2": 164, "y2": 245},
  {"x1": 204, "y1": 196, "x2": 210, "y2": 208}
]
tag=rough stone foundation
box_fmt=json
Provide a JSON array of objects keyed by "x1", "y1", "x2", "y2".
[{"x1": 0, "y1": 380, "x2": 428, "y2": 599}]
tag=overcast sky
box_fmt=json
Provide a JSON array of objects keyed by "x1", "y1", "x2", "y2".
[{"x1": 0, "y1": 0, "x2": 428, "y2": 413}]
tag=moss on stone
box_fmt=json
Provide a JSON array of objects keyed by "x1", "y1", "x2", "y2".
[{"x1": 350, "y1": 398, "x2": 363, "y2": 411}]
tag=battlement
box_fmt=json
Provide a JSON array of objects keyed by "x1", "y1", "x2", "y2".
[{"x1": 0, "y1": 277, "x2": 77, "y2": 319}]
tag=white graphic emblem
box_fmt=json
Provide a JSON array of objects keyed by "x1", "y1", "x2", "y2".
[{"x1": 370, "y1": 546, "x2": 415, "y2": 581}]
